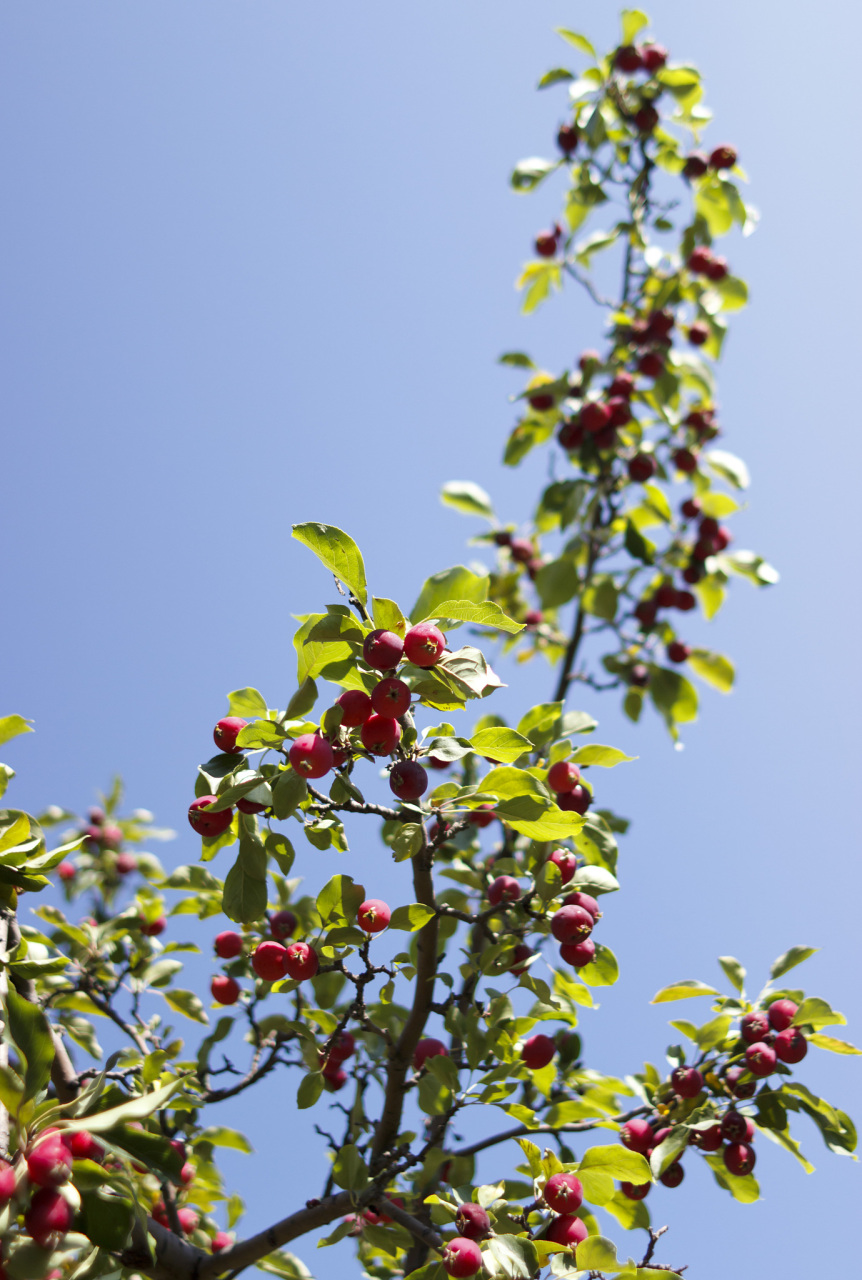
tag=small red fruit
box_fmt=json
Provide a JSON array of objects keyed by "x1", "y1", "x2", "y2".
[
  {"x1": 683, "y1": 152, "x2": 709, "y2": 178},
  {"x1": 67, "y1": 1130, "x2": 104, "y2": 1162},
  {"x1": 413, "y1": 1038, "x2": 448, "y2": 1070},
  {"x1": 687, "y1": 246, "x2": 714, "y2": 274},
  {"x1": 689, "y1": 322, "x2": 709, "y2": 346},
  {"x1": 660, "y1": 1162, "x2": 684, "y2": 1188},
  {"x1": 563, "y1": 890, "x2": 600, "y2": 921},
  {"x1": 544, "y1": 1173, "x2": 584, "y2": 1214},
  {"x1": 27, "y1": 1135, "x2": 72, "y2": 1187},
  {"x1": 323, "y1": 1066, "x2": 348, "y2": 1091},
  {"x1": 557, "y1": 785, "x2": 591, "y2": 815},
  {"x1": 252, "y1": 941, "x2": 289, "y2": 982},
  {"x1": 579, "y1": 349, "x2": 601, "y2": 372},
  {"x1": 525, "y1": 609, "x2": 544, "y2": 627},
  {"x1": 634, "y1": 104, "x2": 659, "y2": 133},
  {"x1": 212, "y1": 1232, "x2": 232, "y2": 1253},
  {"x1": 372, "y1": 677, "x2": 412, "y2": 718},
  {"x1": 620, "y1": 1119, "x2": 654, "y2": 1154},
  {"x1": 177, "y1": 1207, "x2": 199, "y2": 1235},
  {"x1": 631, "y1": 663, "x2": 650, "y2": 687},
  {"x1": 487, "y1": 875, "x2": 521, "y2": 907},
  {"x1": 179, "y1": 1161, "x2": 195, "y2": 1187},
  {"x1": 615, "y1": 45, "x2": 643, "y2": 72},
  {"x1": 628, "y1": 453, "x2": 657, "y2": 483},
  {"x1": 608, "y1": 372, "x2": 635, "y2": 397},
  {"x1": 211, "y1": 975, "x2": 241, "y2": 1005},
  {"x1": 535, "y1": 231, "x2": 558, "y2": 258},
  {"x1": 767, "y1": 999, "x2": 798, "y2": 1031},
  {"x1": 214, "y1": 717, "x2": 247, "y2": 754},
  {"x1": 389, "y1": 760, "x2": 429, "y2": 802},
  {"x1": 214, "y1": 930, "x2": 243, "y2": 959},
  {"x1": 673, "y1": 448, "x2": 698, "y2": 474},
  {"x1": 671, "y1": 1066, "x2": 704, "y2": 1099},
  {"x1": 745, "y1": 1041, "x2": 777, "y2": 1078},
  {"x1": 704, "y1": 255, "x2": 729, "y2": 281},
  {"x1": 115, "y1": 851, "x2": 137, "y2": 874},
  {"x1": 548, "y1": 847, "x2": 578, "y2": 883},
  {"x1": 546, "y1": 1213, "x2": 589, "y2": 1247},
  {"x1": 725, "y1": 1066, "x2": 756, "y2": 1099},
  {"x1": 336, "y1": 689, "x2": 374, "y2": 727},
  {"x1": 634, "y1": 599, "x2": 658, "y2": 628},
  {"x1": 0, "y1": 1157, "x2": 16, "y2": 1204},
  {"x1": 709, "y1": 145, "x2": 737, "y2": 170},
  {"x1": 774, "y1": 1028, "x2": 808, "y2": 1064},
  {"x1": 691, "y1": 1123, "x2": 723, "y2": 1151},
  {"x1": 556, "y1": 123, "x2": 579, "y2": 154},
  {"x1": 404, "y1": 623, "x2": 447, "y2": 668},
  {"x1": 363, "y1": 629, "x2": 405, "y2": 670},
  {"x1": 551, "y1": 904, "x2": 594, "y2": 944},
  {"x1": 723, "y1": 1143, "x2": 756, "y2": 1177},
  {"x1": 57, "y1": 861, "x2": 76, "y2": 882},
  {"x1": 509, "y1": 537, "x2": 535, "y2": 563},
  {"x1": 641, "y1": 44, "x2": 668, "y2": 72},
  {"x1": 284, "y1": 942, "x2": 319, "y2": 982},
  {"x1": 655, "y1": 583, "x2": 677, "y2": 608},
  {"x1": 558, "y1": 419, "x2": 584, "y2": 450},
  {"x1": 547, "y1": 761, "x2": 581, "y2": 793},
  {"x1": 189, "y1": 796, "x2": 234, "y2": 838},
  {"x1": 667, "y1": 642, "x2": 691, "y2": 664},
  {"x1": 560, "y1": 939, "x2": 596, "y2": 968},
  {"x1": 607, "y1": 395, "x2": 632, "y2": 427},
  {"x1": 443, "y1": 1237, "x2": 483, "y2": 1278},
  {"x1": 327, "y1": 1031, "x2": 356, "y2": 1064},
  {"x1": 468, "y1": 805, "x2": 497, "y2": 828},
  {"x1": 529, "y1": 392, "x2": 555, "y2": 412},
  {"x1": 581, "y1": 401, "x2": 611, "y2": 433},
  {"x1": 621, "y1": 1181, "x2": 650, "y2": 1200},
  {"x1": 358, "y1": 899, "x2": 391, "y2": 933},
  {"x1": 509, "y1": 943, "x2": 534, "y2": 976},
  {"x1": 237, "y1": 797, "x2": 267, "y2": 814},
  {"x1": 141, "y1": 916, "x2": 166, "y2": 937},
  {"x1": 268, "y1": 910, "x2": 297, "y2": 941},
  {"x1": 521, "y1": 1034, "x2": 556, "y2": 1070},
  {"x1": 720, "y1": 1111, "x2": 749, "y2": 1143},
  {"x1": 682, "y1": 565, "x2": 703, "y2": 585},
  {"x1": 289, "y1": 733, "x2": 334, "y2": 779},
  {"x1": 455, "y1": 1202, "x2": 491, "y2": 1241},
  {"x1": 637, "y1": 351, "x2": 664, "y2": 379},
  {"x1": 361, "y1": 715, "x2": 402, "y2": 756},
  {"x1": 741, "y1": 1011, "x2": 770, "y2": 1045},
  {"x1": 25, "y1": 1188, "x2": 73, "y2": 1248}
]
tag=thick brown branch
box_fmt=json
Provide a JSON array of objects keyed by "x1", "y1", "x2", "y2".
[{"x1": 377, "y1": 1197, "x2": 442, "y2": 1251}]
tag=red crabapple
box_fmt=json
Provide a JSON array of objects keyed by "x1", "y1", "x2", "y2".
[
  {"x1": 642, "y1": 44, "x2": 668, "y2": 71},
  {"x1": 214, "y1": 717, "x2": 247, "y2": 754},
  {"x1": 237, "y1": 797, "x2": 267, "y2": 814},
  {"x1": 361, "y1": 715, "x2": 402, "y2": 756},
  {"x1": 115, "y1": 852, "x2": 137, "y2": 874},
  {"x1": 270, "y1": 910, "x2": 297, "y2": 941},
  {"x1": 557, "y1": 123, "x2": 579, "y2": 154},
  {"x1": 741, "y1": 1011, "x2": 770, "y2": 1044},
  {"x1": 723, "y1": 1143, "x2": 755, "y2": 1176},
  {"x1": 581, "y1": 401, "x2": 611, "y2": 433},
  {"x1": 667, "y1": 642, "x2": 691, "y2": 664},
  {"x1": 607, "y1": 395, "x2": 632, "y2": 426},
  {"x1": 655, "y1": 583, "x2": 677, "y2": 608},
  {"x1": 704, "y1": 255, "x2": 729, "y2": 281},
  {"x1": 389, "y1": 760, "x2": 428, "y2": 801},
  {"x1": 336, "y1": 689, "x2": 374, "y2": 727},
  {"x1": 609, "y1": 372, "x2": 635, "y2": 397},
  {"x1": 579, "y1": 349, "x2": 601, "y2": 372},
  {"x1": 487, "y1": 876, "x2": 521, "y2": 907},
  {"x1": 620, "y1": 1119, "x2": 654, "y2": 1154},
  {"x1": 66, "y1": 1131, "x2": 104, "y2": 1162},
  {"x1": 683, "y1": 152, "x2": 709, "y2": 178},
  {"x1": 251, "y1": 941, "x2": 289, "y2": 982},
  {"x1": 358, "y1": 900, "x2": 391, "y2": 933},
  {"x1": 455, "y1": 1203, "x2": 491, "y2": 1241},
  {"x1": 27, "y1": 1135, "x2": 72, "y2": 1187},
  {"x1": 674, "y1": 448, "x2": 698, "y2": 473},
  {"x1": 628, "y1": 453, "x2": 656, "y2": 483},
  {"x1": 212, "y1": 1232, "x2": 232, "y2": 1253},
  {"x1": 563, "y1": 890, "x2": 600, "y2": 921},
  {"x1": 551, "y1": 905, "x2": 594, "y2": 944},
  {"x1": 413, "y1": 1038, "x2": 448, "y2": 1070},
  {"x1": 529, "y1": 392, "x2": 555, "y2": 411},
  {"x1": 363, "y1": 629, "x2": 404, "y2": 670},
  {"x1": 328, "y1": 1031, "x2": 356, "y2": 1063},
  {"x1": 535, "y1": 231, "x2": 558, "y2": 258},
  {"x1": 58, "y1": 861, "x2": 76, "y2": 882},
  {"x1": 142, "y1": 916, "x2": 166, "y2": 937},
  {"x1": 635, "y1": 599, "x2": 658, "y2": 627},
  {"x1": 0, "y1": 1159, "x2": 15, "y2": 1204},
  {"x1": 709, "y1": 145, "x2": 737, "y2": 170},
  {"x1": 671, "y1": 1066, "x2": 704, "y2": 1099},
  {"x1": 214, "y1": 930, "x2": 243, "y2": 958},
  {"x1": 560, "y1": 939, "x2": 595, "y2": 968},
  {"x1": 289, "y1": 734, "x2": 334, "y2": 778},
  {"x1": 682, "y1": 498, "x2": 701, "y2": 520},
  {"x1": 621, "y1": 1181, "x2": 650, "y2": 1200},
  {"x1": 660, "y1": 1162, "x2": 684, "y2": 1188},
  {"x1": 468, "y1": 805, "x2": 496, "y2": 828},
  {"x1": 691, "y1": 1123, "x2": 723, "y2": 1151},
  {"x1": 546, "y1": 1213, "x2": 589, "y2": 1247},
  {"x1": 744, "y1": 1042, "x2": 777, "y2": 1077},
  {"x1": 25, "y1": 1188, "x2": 73, "y2": 1249},
  {"x1": 509, "y1": 537, "x2": 535, "y2": 563},
  {"x1": 720, "y1": 1111, "x2": 749, "y2": 1143},
  {"x1": 558, "y1": 419, "x2": 584, "y2": 450},
  {"x1": 687, "y1": 246, "x2": 714, "y2": 274},
  {"x1": 615, "y1": 45, "x2": 643, "y2": 72},
  {"x1": 638, "y1": 351, "x2": 664, "y2": 379},
  {"x1": 525, "y1": 609, "x2": 544, "y2": 627},
  {"x1": 188, "y1": 797, "x2": 234, "y2": 838},
  {"x1": 211, "y1": 975, "x2": 241, "y2": 1005},
  {"x1": 548, "y1": 848, "x2": 578, "y2": 883},
  {"x1": 774, "y1": 1028, "x2": 808, "y2": 1063},
  {"x1": 768, "y1": 999, "x2": 798, "y2": 1031},
  {"x1": 544, "y1": 1173, "x2": 584, "y2": 1213},
  {"x1": 177, "y1": 1208, "x2": 199, "y2": 1235},
  {"x1": 284, "y1": 942, "x2": 319, "y2": 982},
  {"x1": 443, "y1": 1237, "x2": 483, "y2": 1278},
  {"x1": 689, "y1": 322, "x2": 709, "y2": 345},
  {"x1": 547, "y1": 761, "x2": 581, "y2": 793},
  {"x1": 371, "y1": 677, "x2": 412, "y2": 717},
  {"x1": 557, "y1": 785, "x2": 591, "y2": 815},
  {"x1": 725, "y1": 1066, "x2": 756, "y2": 1099},
  {"x1": 404, "y1": 623, "x2": 446, "y2": 668},
  {"x1": 521, "y1": 1034, "x2": 556, "y2": 1069}
]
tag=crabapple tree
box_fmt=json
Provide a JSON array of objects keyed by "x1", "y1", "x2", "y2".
[{"x1": 0, "y1": 11, "x2": 856, "y2": 1280}]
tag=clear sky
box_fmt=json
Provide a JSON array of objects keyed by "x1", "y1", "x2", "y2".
[{"x1": 2, "y1": 3, "x2": 860, "y2": 1277}]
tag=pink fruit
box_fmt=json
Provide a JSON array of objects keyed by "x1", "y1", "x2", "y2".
[
  {"x1": 544, "y1": 1173, "x2": 584, "y2": 1213},
  {"x1": 57, "y1": 861, "x2": 76, "y2": 882},
  {"x1": 615, "y1": 45, "x2": 643, "y2": 72},
  {"x1": 404, "y1": 623, "x2": 447, "y2": 668},
  {"x1": 521, "y1": 1034, "x2": 556, "y2": 1070},
  {"x1": 177, "y1": 1207, "x2": 199, "y2": 1234},
  {"x1": 621, "y1": 1181, "x2": 650, "y2": 1201},
  {"x1": 251, "y1": 942, "x2": 289, "y2": 982},
  {"x1": 551, "y1": 904, "x2": 594, "y2": 944},
  {"x1": 214, "y1": 931, "x2": 243, "y2": 959},
  {"x1": 389, "y1": 761, "x2": 428, "y2": 801},
  {"x1": 560, "y1": 939, "x2": 595, "y2": 968},
  {"x1": 363, "y1": 629, "x2": 405, "y2": 671},
  {"x1": 660, "y1": 1162, "x2": 684, "y2": 1188},
  {"x1": 188, "y1": 796, "x2": 233, "y2": 839},
  {"x1": 546, "y1": 1213, "x2": 588, "y2": 1247},
  {"x1": 723, "y1": 1142, "x2": 756, "y2": 1177},
  {"x1": 443, "y1": 1237, "x2": 483, "y2": 1278},
  {"x1": 237, "y1": 797, "x2": 267, "y2": 814},
  {"x1": 270, "y1": 910, "x2": 298, "y2": 941},
  {"x1": 744, "y1": 1041, "x2": 777, "y2": 1078},
  {"x1": 358, "y1": 899, "x2": 391, "y2": 933},
  {"x1": 211, "y1": 975, "x2": 241, "y2": 1005},
  {"x1": 509, "y1": 944, "x2": 534, "y2": 976},
  {"x1": 455, "y1": 1202, "x2": 490, "y2": 1241},
  {"x1": 709, "y1": 144, "x2": 737, "y2": 170},
  {"x1": 510, "y1": 537, "x2": 535, "y2": 563},
  {"x1": 581, "y1": 401, "x2": 611, "y2": 433},
  {"x1": 327, "y1": 1031, "x2": 356, "y2": 1064},
  {"x1": 548, "y1": 848, "x2": 578, "y2": 883},
  {"x1": 214, "y1": 717, "x2": 247, "y2": 754},
  {"x1": 289, "y1": 733, "x2": 334, "y2": 779},
  {"x1": 468, "y1": 805, "x2": 496, "y2": 828},
  {"x1": 767, "y1": 999, "x2": 798, "y2": 1031},
  {"x1": 67, "y1": 1130, "x2": 104, "y2": 1162},
  {"x1": 691, "y1": 1123, "x2": 723, "y2": 1152},
  {"x1": 557, "y1": 785, "x2": 591, "y2": 815},
  {"x1": 361, "y1": 715, "x2": 402, "y2": 756},
  {"x1": 671, "y1": 1066, "x2": 703, "y2": 1099},
  {"x1": 547, "y1": 761, "x2": 581, "y2": 793},
  {"x1": 720, "y1": 1111, "x2": 749, "y2": 1143},
  {"x1": 371, "y1": 677, "x2": 412, "y2": 718},
  {"x1": 212, "y1": 1232, "x2": 232, "y2": 1253},
  {"x1": 562, "y1": 890, "x2": 600, "y2": 921},
  {"x1": 0, "y1": 1157, "x2": 15, "y2": 1204},
  {"x1": 179, "y1": 1162, "x2": 195, "y2": 1187},
  {"x1": 774, "y1": 1028, "x2": 808, "y2": 1063},
  {"x1": 741, "y1": 1011, "x2": 770, "y2": 1045},
  {"x1": 620, "y1": 1118, "x2": 654, "y2": 1154},
  {"x1": 413, "y1": 1038, "x2": 448, "y2": 1070},
  {"x1": 142, "y1": 916, "x2": 166, "y2": 937},
  {"x1": 525, "y1": 609, "x2": 544, "y2": 627},
  {"x1": 608, "y1": 372, "x2": 635, "y2": 397},
  {"x1": 725, "y1": 1066, "x2": 756, "y2": 1099},
  {"x1": 27, "y1": 1135, "x2": 72, "y2": 1187},
  {"x1": 284, "y1": 942, "x2": 318, "y2": 982},
  {"x1": 336, "y1": 689, "x2": 374, "y2": 727},
  {"x1": 115, "y1": 852, "x2": 137, "y2": 874},
  {"x1": 25, "y1": 1188, "x2": 73, "y2": 1248},
  {"x1": 628, "y1": 453, "x2": 657, "y2": 483},
  {"x1": 487, "y1": 876, "x2": 521, "y2": 907},
  {"x1": 323, "y1": 1066, "x2": 348, "y2": 1090}
]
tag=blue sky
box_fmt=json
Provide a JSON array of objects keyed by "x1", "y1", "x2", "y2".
[{"x1": 2, "y1": 3, "x2": 860, "y2": 1277}]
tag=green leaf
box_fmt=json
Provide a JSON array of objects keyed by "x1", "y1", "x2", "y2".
[
  {"x1": 331, "y1": 1143, "x2": 368, "y2": 1192},
  {"x1": 470, "y1": 727, "x2": 532, "y2": 763},
  {"x1": 392, "y1": 823, "x2": 425, "y2": 862},
  {"x1": 511, "y1": 157, "x2": 559, "y2": 193},
  {"x1": 372, "y1": 598, "x2": 408, "y2": 637},
  {"x1": 440, "y1": 481, "x2": 495, "y2": 522},
  {"x1": 555, "y1": 28, "x2": 597, "y2": 57},
  {"x1": 389, "y1": 904, "x2": 435, "y2": 932},
  {"x1": 718, "y1": 956, "x2": 746, "y2": 994},
  {"x1": 517, "y1": 261, "x2": 562, "y2": 313},
  {"x1": 575, "y1": 1236, "x2": 621, "y2": 1272},
  {"x1": 291, "y1": 522, "x2": 367, "y2": 607},
  {"x1": 163, "y1": 988, "x2": 208, "y2": 1025},
  {"x1": 488, "y1": 1235, "x2": 539, "y2": 1280},
  {"x1": 688, "y1": 650, "x2": 734, "y2": 693},
  {"x1": 223, "y1": 856, "x2": 267, "y2": 925},
  {"x1": 725, "y1": 551, "x2": 780, "y2": 587},
  {"x1": 576, "y1": 943, "x2": 619, "y2": 987},
  {"x1": 791, "y1": 997, "x2": 845, "y2": 1030},
  {"x1": 651, "y1": 980, "x2": 719, "y2": 1004},
  {"x1": 534, "y1": 558, "x2": 579, "y2": 609},
  {"x1": 498, "y1": 351, "x2": 536, "y2": 369},
  {"x1": 316, "y1": 874, "x2": 365, "y2": 925},
  {"x1": 0, "y1": 716, "x2": 33, "y2": 748},
  {"x1": 694, "y1": 1014, "x2": 732, "y2": 1051},
  {"x1": 572, "y1": 866, "x2": 619, "y2": 896},
  {"x1": 578, "y1": 1145, "x2": 651, "y2": 1184},
  {"x1": 570, "y1": 744, "x2": 635, "y2": 768},
  {"x1": 770, "y1": 946, "x2": 817, "y2": 981},
  {"x1": 582, "y1": 577, "x2": 618, "y2": 621},
  {"x1": 649, "y1": 668, "x2": 698, "y2": 726},
  {"x1": 807, "y1": 1034, "x2": 861, "y2": 1055},
  {"x1": 297, "y1": 1072, "x2": 325, "y2": 1109},
  {"x1": 410, "y1": 567, "x2": 489, "y2": 625},
  {"x1": 271, "y1": 770, "x2": 307, "y2": 820},
  {"x1": 197, "y1": 1125, "x2": 253, "y2": 1152},
  {"x1": 624, "y1": 519, "x2": 655, "y2": 565},
  {"x1": 285, "y1": 678, "x2": 319, "y2": 721},
  {"x1": 80, "y1": 1189, "x2": 134, "y2": 1250},
  {"x1": 706, "y1": 450, "x2": 750, "y2": 490},
  {"x1": 227, "y1": 688, "x2": 269, "y2": 719},
  {"x1": 538, "y1": 68, "x2": 575, "y2": 89},
  {"x1": 0, "y1": 764, "x2": 14, "y2": 800},
  {"x1": 66, "y1": 1075, "x2": 188, "y2": 1134},
  {"x1": 4, "y1": 988, "x2": 54, "y2": 1101},
  {"x1": 423, "y1": 598, "x2": 523, "y2": 635},
  {"x1": 620, "y1": 9, "x2": 649, "y2": 45}
]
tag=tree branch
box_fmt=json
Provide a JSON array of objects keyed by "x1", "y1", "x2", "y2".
[{"x1": 451, "y1": 1103, "x2": 649, "y2": 1160}]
